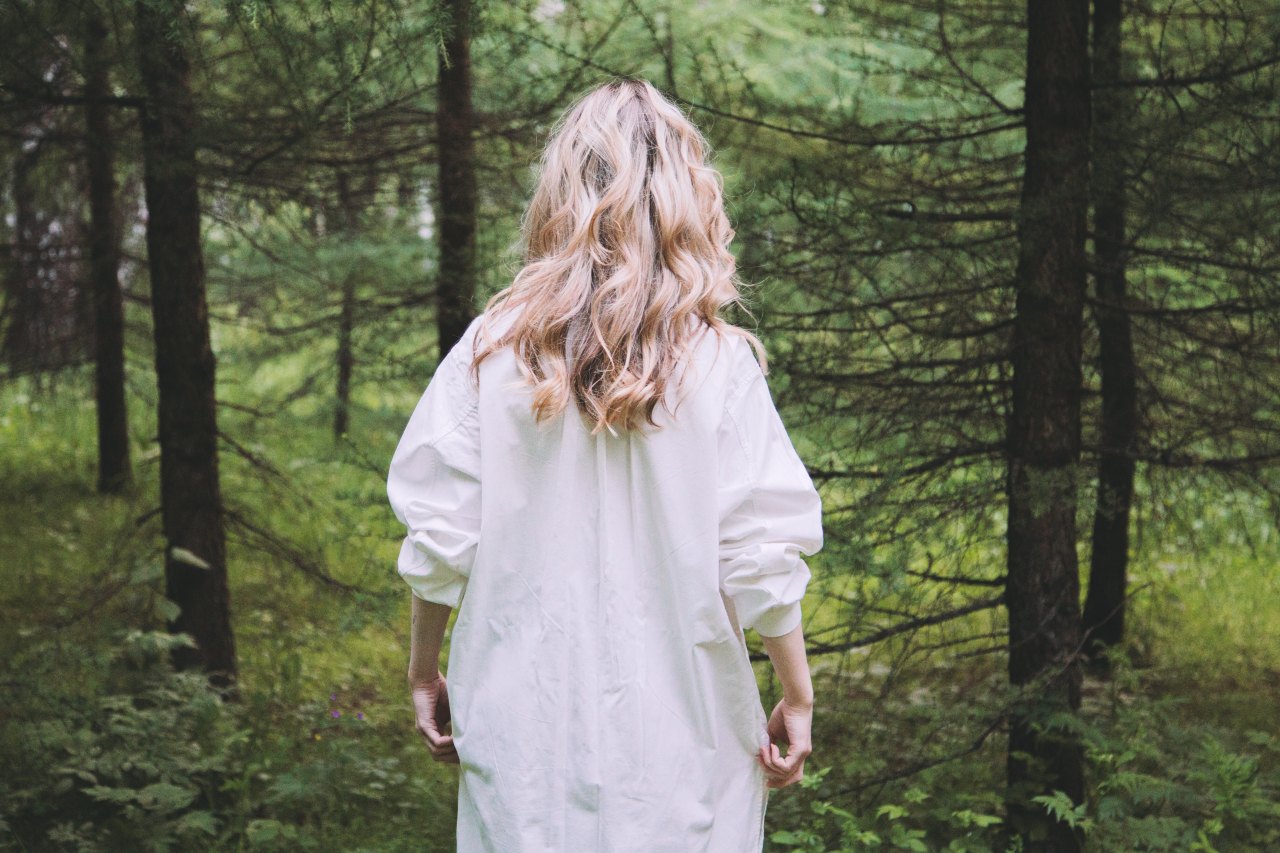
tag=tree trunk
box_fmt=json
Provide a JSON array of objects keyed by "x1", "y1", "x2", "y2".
[
  {"x1": 1003, "y1": 0, "x2": 1090, "y2": 848},
  {"x1": 135, "y1": 0, "x2": 238, "y2": 695},
  {"x1": 84, "y1": 4, "x2": 133, "y2": 494},
  {"x1": 2, "y1": 143, "x2": 42, "y2": 379},
  {"x1": 435, "y1": 0, "x2": 478, "y2": 362},
  {"x1": 334, "y1": 276, "x2": 356, "y2": 438},
  {"x1": 333, "y1": 170, "x2": 357, "y2": 440},
  {"x1": 1082, "y1": 0, "x2": 1137, "y2": 672}
]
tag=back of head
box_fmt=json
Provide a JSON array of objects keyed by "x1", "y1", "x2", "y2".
[{"x1": 470, "y1": 76, "x2": 765, "y2": 436}]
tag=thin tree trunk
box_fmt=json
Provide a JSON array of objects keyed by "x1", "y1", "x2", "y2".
[
  {"x1": 1003, "y1": 0, "x2": 1090, "y2": 847},
  {"x1": 1082, "y1": 0, "x2": 1136, "y2": 671},
  {"x1": 135, "y1": 0, "x2": 237, "y2": 695},
  {"x1": 334, "y1": 276, "x2": 356, "y2": 438},
  {"x1": 333, "y1": 170, "x2": 357, "y2": 440},
  {"x1": 2, "y1": 143, "x2": 41, "y2": 378},
  {"x1": 85, "y1": 4, "x2": 132, "y2": 494},
  {"x1": 435, "y1": 0, "x2": 477, "y2": 362}
]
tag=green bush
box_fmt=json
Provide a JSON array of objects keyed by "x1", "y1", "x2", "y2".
[
  {"x1": 1, "y1": 630, "x2": 245, "y2": 852},
  {"x1": 764, "y1": 657, "x2": 1280, "y2": 852},
  {"x1": 1078, "y1": 661, "x2": 1280, "y2": 852},
  {"x1": 0, "y1": 628, "x2": 454, "y2": 852}
]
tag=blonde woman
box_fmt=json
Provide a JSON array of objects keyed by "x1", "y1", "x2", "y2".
[{"x1": 387, "y1": 76, "x2": 823, "y2": 851}]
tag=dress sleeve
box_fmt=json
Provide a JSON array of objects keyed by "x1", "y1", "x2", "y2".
[
  {"x1": 717, "y1": 341, "x2": 824, "y2": 638},
  {"x1": 386, "y1": 335, "x2": 481, "y2": 608}
]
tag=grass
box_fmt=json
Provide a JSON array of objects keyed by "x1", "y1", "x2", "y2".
[{"x1": 2, "y1": 362, "x2": 1278, "y2": 850}]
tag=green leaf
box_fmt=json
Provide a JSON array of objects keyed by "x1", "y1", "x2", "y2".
[
  {"x1": 247, "y1": 819, "x2": 284, "y2": 842},
  {"x1": 136, "y1": 782, "x2": 198, "y2": 812},
  {"x1": 877, "y1": 802, "x2": 908, "y2": 821},
  {"x1": 770, "y1": 830, "x2": 797, "y2": 843},
  {"x1": 83, "y1": 785, "x2": 137, "y2": 804},
  {"x1": 174, "y1": 809, "x2": 219, "y2": 836},
  {"x1": 154, "y1": 596, "x2": 182, "y2": 621},
  {"x1": 169, "y1": 547, "x2": 212, "y2": 570}
]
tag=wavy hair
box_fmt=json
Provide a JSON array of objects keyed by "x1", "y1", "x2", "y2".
[{"x1": 468, "y1": 76, "x2": 766, "y2": 435}]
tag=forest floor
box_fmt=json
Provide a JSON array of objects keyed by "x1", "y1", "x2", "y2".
[{"x1": 3, "y1": 373, "x2": 1278, "y2": 851}]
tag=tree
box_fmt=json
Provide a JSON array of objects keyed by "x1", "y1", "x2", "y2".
[
  {"x1": 435, "y1": 0, "x2": 479, "y2": 362},
  {"x1": 83, "y1": 1, "x2": 132, "y2": 494},
  {"x1": 1002, "y1": 0, "x2": 1090, "y2": 845},
  {"x1": 1080, "y1": 0, "x2": 1136, "y2": 668},
  {"x1": 331, "y1": 166, "x2": 377, "y2": 440},
  {"x1": 0, "y1": 13, "x2": 93, "y2": 383},
  {"x1": 135, "y1": 0, "x2": 237, "y2": 693},
  {"x1": 1081, "y1": 0, "x2": 1280, "y2": 664}
]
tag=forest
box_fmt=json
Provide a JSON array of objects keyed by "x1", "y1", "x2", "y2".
[{"x1": 2, "y1": 0, "x2": 1278, "y2": 851}]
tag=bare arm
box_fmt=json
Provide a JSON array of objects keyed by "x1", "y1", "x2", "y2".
[
  {"x1": 756, "y1": 621, "x2": 814, "y2": 788},
  {"x1": 407, "y1": 594, "x2": 459, "y2": 763},
  {"x1": 758, "y1": 621, "x2": 814, "y2": 708},
  {"x1": 407, "y1": 594, "x2": 453, "y2": 685}
]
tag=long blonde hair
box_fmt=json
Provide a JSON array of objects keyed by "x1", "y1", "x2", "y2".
[{"x1": 468, "y1": 76, "x2": 766, "y2": 435}]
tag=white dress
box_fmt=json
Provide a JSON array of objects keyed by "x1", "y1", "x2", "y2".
[{"x1": 387, "y1": 308, "x2": 824, "y2": 852}]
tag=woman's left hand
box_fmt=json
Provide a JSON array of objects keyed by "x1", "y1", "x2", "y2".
[{"x1": 411, "y1": 672, "x2": 458, "y2": 764}]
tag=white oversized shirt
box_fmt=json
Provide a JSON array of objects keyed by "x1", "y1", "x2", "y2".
[{"x1": 387, "y1": 309, "x2": 824, "y2": 852}]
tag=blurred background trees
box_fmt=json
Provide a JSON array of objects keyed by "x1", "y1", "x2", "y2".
[{"x1": 2, "y1": 0, "x2": 1278, "y2": 850}]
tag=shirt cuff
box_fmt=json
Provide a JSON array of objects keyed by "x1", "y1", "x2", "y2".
[
  {"x1": 397, "y1": 538, "x2": 467, "y2": 609},
  {"x1": 752, "y1": 601, "x2": 802, "y2": 638}
]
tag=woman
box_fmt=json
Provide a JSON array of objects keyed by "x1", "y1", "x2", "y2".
[{"x1": 387, "y1": 76, "x2": 823, "y2": 852}]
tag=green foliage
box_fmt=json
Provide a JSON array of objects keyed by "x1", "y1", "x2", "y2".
[
  {"x1": 0, "y1": 623, "x2": 455, "y2": 852},
  {"x1": 8, "y1": 377, "x2": 1275, "y2": 851},
  {"x1": 758, "y1": 652, "x2": 1279, "y2": 852},
  {"x1": 1, "y1": 630, "x2": 243, "y2": 852},
  {"x1": 766, "y1": 766, "x2": 1016, "y2": 852},
  {"x1": 1077, "y1": 661, "x2": 1280, "y2": 852}
]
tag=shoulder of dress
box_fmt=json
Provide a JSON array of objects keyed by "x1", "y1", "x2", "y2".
[{"x1": 722, "y1": 332, "x2": 767, "y2": 412}]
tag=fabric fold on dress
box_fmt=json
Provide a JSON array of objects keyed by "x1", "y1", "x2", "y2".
[
  {"x1": 387, "y1": 340, "x2": 482, "y2": 609},
  {"x1": 717, "y1": 349, "x2": 824, "y2": 638}
]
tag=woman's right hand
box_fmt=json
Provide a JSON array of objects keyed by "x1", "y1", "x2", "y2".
[
  {"x1": 757, "y1": 697, "x2": 812, "y2": 789},
  {"x1": 411, "y1": 672, "x2": 459, "y2": 764}
]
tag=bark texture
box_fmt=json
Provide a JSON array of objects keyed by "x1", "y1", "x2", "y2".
[
  {"x1": 85, "y1": 4, "x2": 133, "y2": 494},
  {"x1": 435, "y1": 0, "x2": 478, "y2": 362},
  {"x1": 1003, "y1": 0, "x2": 1090, "y2": 847},
  {"x1": 333, "y1": 170, "x2": 358, "y2": 440},
  {"x1": 135, "y1": 0, "x2": 238, "y2": 693},
  {"x1": 1082, "y1": 0, "x2": 1137, "y2": 668}
]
